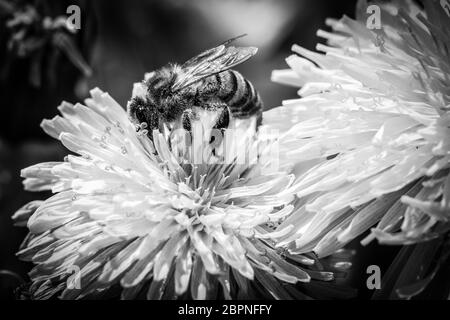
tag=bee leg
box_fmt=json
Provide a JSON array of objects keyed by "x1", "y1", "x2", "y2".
[
  {"x1": 181, "y1": 109, "x2": 194, "y2": 132},
  {"x1": 198, "y1": 101, "x2": 230, "y2": 153},
  {"x1": 212, "y1": 105, "x2": 230, "y2": 131}
]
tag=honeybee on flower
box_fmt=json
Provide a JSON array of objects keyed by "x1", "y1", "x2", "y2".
[{"x1": 13, "y1": 82, "x2": 342, "y2": 299}]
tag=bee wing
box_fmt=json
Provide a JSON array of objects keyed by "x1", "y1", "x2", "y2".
[
  {"x1": 172, "y1": 36, "x2": 257, "y2": 92},
  {"x1": 180, "y1": 34, "x2": 248, "y2": 68}
]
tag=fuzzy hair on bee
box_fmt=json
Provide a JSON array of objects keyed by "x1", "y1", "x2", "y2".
[{"x1": 127, "y1": 35, "x2": 263, "y2": 139}]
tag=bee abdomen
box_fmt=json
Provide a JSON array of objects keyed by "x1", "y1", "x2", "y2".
[{"x1": 217, "y1": 70, "x2": 262, "y2": 119}]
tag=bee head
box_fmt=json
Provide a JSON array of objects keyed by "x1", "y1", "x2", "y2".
[
  {"x1": 128, "y1": 66, "x2": 197, "y2": 138},
  {"x1": 127, "y1": 96, "x2": 159, "y2": 136}
]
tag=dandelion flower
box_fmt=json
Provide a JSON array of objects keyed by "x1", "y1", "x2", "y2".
[
  {"x1": 267, "y1": 0, "x2": 450, "y2": 297},
  {"x1": 13, "y1": 86, "x2": 337, "y2": 300}
]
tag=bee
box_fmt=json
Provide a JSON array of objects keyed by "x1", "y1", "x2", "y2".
[{"x1": 127, "y1": 35, "x2": 263, "y2": 139}]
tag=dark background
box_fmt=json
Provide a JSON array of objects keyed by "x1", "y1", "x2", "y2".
[{"x1": 1, "y1": 0, "x2": 404, "y2": 300}]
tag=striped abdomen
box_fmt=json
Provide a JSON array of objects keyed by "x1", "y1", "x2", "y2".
[{"x1": 200, "y1": 70, "x2": 263, "y2": 124}]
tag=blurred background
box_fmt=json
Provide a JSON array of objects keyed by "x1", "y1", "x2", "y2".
[{"x1": 0, "y1": 0, "x2": 372, "y2": 299}]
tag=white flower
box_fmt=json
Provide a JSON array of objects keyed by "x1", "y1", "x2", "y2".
[
  {"x1": 267, "y1": 0, "x2": 450, "y2": 258},
  {"x1": 13, "y1": 87, "x2": 335, "y2": 300}
]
